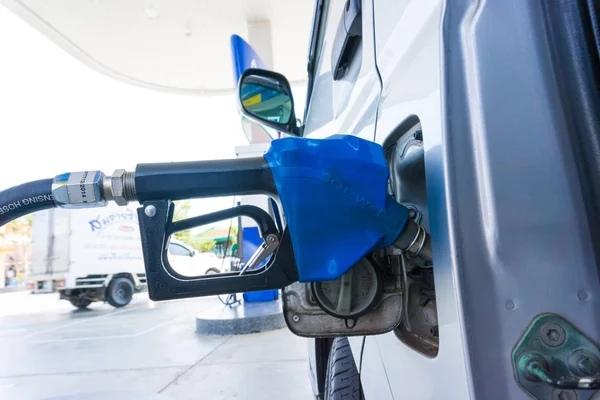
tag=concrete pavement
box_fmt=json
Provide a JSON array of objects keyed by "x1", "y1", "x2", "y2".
[{"x1": 0, "y1": 292, "x2": 314, "y2": 400}]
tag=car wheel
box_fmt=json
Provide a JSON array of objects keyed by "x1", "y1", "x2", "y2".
[
  {"x1": 205, "y1": 267, "x2": 220, "y2": 275},
  {"x1": 69, "y1": 297, "x2": 92, "y2": 309},
  {"x1": 324, "y1": 338, "x2": 363, "y2": 400},
  {"x1": 106, "y1": 277, "x2": 134, "y2": 308}
]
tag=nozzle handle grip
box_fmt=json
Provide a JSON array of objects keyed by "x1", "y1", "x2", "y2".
[{"x1": 134, "y1": 157, "x2": 276, "y2": 202}]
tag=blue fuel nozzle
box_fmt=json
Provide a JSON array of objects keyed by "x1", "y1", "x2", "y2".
[{"x1": 265, "y1": 135, "x2": 417, "y2": 282}]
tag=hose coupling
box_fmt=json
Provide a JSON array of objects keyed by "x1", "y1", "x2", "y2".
[{"x1": 52, "y1": 169, "x2": 136, "y2": 209}]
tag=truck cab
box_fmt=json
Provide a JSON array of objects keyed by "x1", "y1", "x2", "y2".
[{"x1": 235, "y1": 0, "x2": 600, "y2": 399}]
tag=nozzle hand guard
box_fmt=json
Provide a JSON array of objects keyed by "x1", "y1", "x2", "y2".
[{"x1": 138, "y1": 202, "x2": 299, "y2": 301}]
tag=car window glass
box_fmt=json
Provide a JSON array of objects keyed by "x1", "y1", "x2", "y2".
[{"x1": 169, "y1": 243, "x2": 191, "y2": 257}]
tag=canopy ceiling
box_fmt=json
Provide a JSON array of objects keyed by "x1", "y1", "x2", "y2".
[{"x1": 2, "y1": 0, "x2": 314, "y2": 94}]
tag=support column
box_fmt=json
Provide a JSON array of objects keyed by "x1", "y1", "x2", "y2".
[{"x1": 247, "y1": 20, "x2": 274, "y2": 70}]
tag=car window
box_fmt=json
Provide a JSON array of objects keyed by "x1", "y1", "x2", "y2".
[
  {"x1": 304, "y1": 0, "x2": 331, "y2": 123},
  {"x1": 169, "y1": 243, "x2": 192, "y2": 257}
]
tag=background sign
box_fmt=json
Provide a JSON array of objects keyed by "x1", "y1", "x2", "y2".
[
  {"x1": 230, "y1": 35, "x2": 278, "y2": 302},
  {"x1": 230, "y1": 34, "x2": 266, "y2": 82},
  {"x1": 230, "y1": 34, "x2": 273, "y2": 144}
]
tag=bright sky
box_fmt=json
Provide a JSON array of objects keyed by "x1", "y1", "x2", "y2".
[{"x1": 0, "y1": 6, "x2": 305, "y2": 229}]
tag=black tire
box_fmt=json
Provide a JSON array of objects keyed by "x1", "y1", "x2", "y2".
[
  {"x1": 205, "y1": 267, "x2": 220, "y2": 275},
  {"x1": 69, "y1": 297, "x2": 92, "y2": 309},
  {"x1": 324, "y1": 338, "x2": 363, "y2": 400},
  {"x1": 106, "y1": 277, "x2": 134, "y2": 308}
]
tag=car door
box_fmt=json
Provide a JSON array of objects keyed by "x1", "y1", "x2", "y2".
[
  {"x1": 302, "y1": 0, "x2": 381, "y2": 142},
  {"x1": 362, "y1": 1, "x2": 467, "y2": 399}
]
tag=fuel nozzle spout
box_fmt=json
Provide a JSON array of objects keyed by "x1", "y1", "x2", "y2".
[{"x1": 393, "y1": 219, "x2": 433, "y2": 267}]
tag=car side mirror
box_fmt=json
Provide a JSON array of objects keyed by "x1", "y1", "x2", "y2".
[{"x1": 237, "y1": 68, "x2": 303, "y2": 136}]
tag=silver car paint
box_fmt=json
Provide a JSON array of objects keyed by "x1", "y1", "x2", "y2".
[
  {"x1": 303, "y1": 0, "x2": 600, "y2": 398},
  {"x1": 369, "y1": 0, "x2": 471, "y2": 399},
  {"x1": 302, "y1": 0, "x2": 380, "y2": 142}
]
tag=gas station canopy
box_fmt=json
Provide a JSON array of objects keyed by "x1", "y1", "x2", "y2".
[{"x1": 3, "y1": 0, "x2": 315, "y2": 94}]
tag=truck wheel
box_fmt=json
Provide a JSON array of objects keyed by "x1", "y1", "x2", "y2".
[
  {"x1": 106, "y1": 277, "x2": 134, "y2": 308},
  {"x1": 205, "y1": 267, "x2": 220, "y2": 275},
  {"x1": 69, "y1": 298, "x2": 92, "y2": 309},
  {"x1": 324, "y1": 338, "x2": 363, "y2": 400}
]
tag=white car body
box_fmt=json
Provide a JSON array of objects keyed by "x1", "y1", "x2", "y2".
[{"x1": 167, "y1": 239, "x2": 226, "y2": 276}]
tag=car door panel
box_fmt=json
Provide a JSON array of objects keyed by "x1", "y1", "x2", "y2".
[
  {"x1": 367, "y1": 0, "x2": 473, "y2": 398},
  {"x1": 373, "y1": 330, "x2": 469, "y2": 399},
  {"x1": 374, "y1": 0, "x2": 441, "y2": 140},
  {"x1": 360, "y1": 337, "x2": 394, "y2": 400},
  {"x1": 303, "y1": 0, "x2": 380, "y2": 141}
]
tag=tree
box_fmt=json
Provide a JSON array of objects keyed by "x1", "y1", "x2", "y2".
[
  {"x1": 229, "y1": 226, "x2": 238, "y2": 243},
  {"x1": 169, "y1": 201, "x2": 240, "y2": 253},
  {"x1": 199, "y1": 240, "x2": 216, "y2": 253},
  {"x1": 172, "y1": 201, "x2": 195, "y2": 248},
  {"x1": 173, "y1": 200, "x2": 191, "y2": 222},
  {"x1": 0, "y1": 215, "x2": 32, "y2": 238}
]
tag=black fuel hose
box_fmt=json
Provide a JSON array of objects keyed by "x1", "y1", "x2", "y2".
[{"x1": 0, "y1": 179, "x2": 55, "y2": 227}]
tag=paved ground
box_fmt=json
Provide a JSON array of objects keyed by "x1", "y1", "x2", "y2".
[{"x1": 0, "y1": 291, "x2": 314, "y2": 400}]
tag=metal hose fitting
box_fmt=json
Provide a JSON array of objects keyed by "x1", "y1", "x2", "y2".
[
  {"x1": 103, "y1": 169, "x2": 137, "y2": 206},
  {"x1": 393, "y1": 219, "x2": 433, "y2": 267},
  {"x1": 52, "y1": 171, "x2": 107, "y2": 208},
  {"x1": 53, "y1": 169, "x2": 136, "y2": 209},
  {"x1": 122, "y1": 171, "x2": 137, "y2": 202}
]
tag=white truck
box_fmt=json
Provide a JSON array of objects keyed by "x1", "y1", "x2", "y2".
[
  {"x1": 28, "y1": 204, "x2": 226, "y2": 308},
  {"x1": 28, "y1": 204, "x2": 147, "y2": 308}
]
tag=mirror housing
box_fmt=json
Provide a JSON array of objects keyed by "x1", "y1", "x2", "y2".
[{"x1": 237, "y1": 69, "x2": 303, "y2": 136}]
